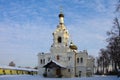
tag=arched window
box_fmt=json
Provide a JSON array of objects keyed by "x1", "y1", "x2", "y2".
[
  {"x1": 43, "y1": 59, "x2": 45, "y2": 64},
  {"x1": 81, "y1": 58, "x2": 83, "y2": 63},
  {"x1": 58, "y1": 36, "x2": 62, "y2": 43},
  {"x1": 77, "y1": 58, "x2": 79, "y2": 63},
  {"x1": 57, "y1": 55, "x2": 60, "y2": 60},
  {"x1": 40, "y1": 59, "x2": 42, "y2": 64},
  {"x1": 68, "y1": 57, "x2": 71, "y2": 61},
  {"x1": 48, "y1": 57, "x2": 50, "y2": 61},
  {"x1": 68, "y1": 69, "x2": 70, "y2": 72}
]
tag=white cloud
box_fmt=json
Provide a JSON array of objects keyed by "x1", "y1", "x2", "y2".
[
  {"x1": 65, "y1": 11, "x2": 114, "y2": 57},
  {"x1": 0, "y1": 0, "x2": 117, "y2": 66}
]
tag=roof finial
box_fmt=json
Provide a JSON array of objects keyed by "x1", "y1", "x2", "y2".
[
  {"x1": 59, "y1": 6, "x2": 64, "y2": 24},
  {"x1": 59, "y1": 6, "x2": 64, "y2": 18},
  {"x1": 60, "y1": 6, "x2": 63, "y2": 13}
]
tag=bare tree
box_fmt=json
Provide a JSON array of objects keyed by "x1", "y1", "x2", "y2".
[
  {"x1": 97, "y1": 0, "x2": 120, "y2": 75},
  {"x1": 105, "y1": 0, "x2": 120, "y2": 72},
  {"x1": 98, "y1": 49, "x2": 110, "y2": 74}
]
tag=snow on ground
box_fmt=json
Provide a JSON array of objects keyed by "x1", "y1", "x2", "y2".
[{"x1": 0, "y1": 75, "x2": 119, "y2": 80}]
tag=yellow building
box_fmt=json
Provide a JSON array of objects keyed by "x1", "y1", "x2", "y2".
[{"x1": 0, "y1": 65, "x2": 37, "y2": 75}]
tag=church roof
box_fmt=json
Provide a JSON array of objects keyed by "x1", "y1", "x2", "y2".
[
  {"x1": 43, "y1": 60, "x2": 66, "y2": 68},
  {"x1": 59, "y1": 13, "x2": 64, "y2": 17},
  {"x1": 69, "y1": 42, "x2": 78, "y2": 50}
]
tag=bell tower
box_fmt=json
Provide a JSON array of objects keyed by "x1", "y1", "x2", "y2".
[{"x1": 50, "y1": 11, "x2": 70, "y2": 53}]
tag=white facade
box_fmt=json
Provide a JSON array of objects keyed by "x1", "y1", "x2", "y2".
[{"x1": 38, "y1": 12, "x2": 94, "y2": 78}]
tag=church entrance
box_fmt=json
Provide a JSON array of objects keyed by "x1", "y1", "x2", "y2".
[
  {"x1": 56, "y1": 69, "x2": 61, "y2": 75},
  {"x1": 56, "y1": 68, "x2": 62, "y2": 77},
  {"x1": 43, "y1": 60, "x2": 65, "y2": 77}
]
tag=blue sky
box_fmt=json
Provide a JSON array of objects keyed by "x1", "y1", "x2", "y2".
[{"x1": 0, "y1": 0, "x2": 117, "y2": 67}]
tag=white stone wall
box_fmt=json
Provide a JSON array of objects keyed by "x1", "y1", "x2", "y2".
[
  {"x1": 76, "y1": 50, "x2": 88, "y2": 77},
  {"x1": 38, "y1": 53, "x2": 51, "y2": 75},
  {"x1": 76, "y1": 66, "x2": 87, "y2": 77},
  {"x1": 86, "y1": 56, "x2": 95, "y2": 76},
  {"x1": 76, "y1": 52, "x2": 88, "y2": 67},
  {"x1": 37, "y1": 50, "x2": 94, "y2": 77}
]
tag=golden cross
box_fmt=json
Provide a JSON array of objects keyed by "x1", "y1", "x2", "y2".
[{"x1": 60, "y1": 6, "x2": 63, "y2": 13}]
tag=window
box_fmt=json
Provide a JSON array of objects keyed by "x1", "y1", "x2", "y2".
[
  {"x1": 40, "y1": 59, "x2": 42, "y2": 64},
  {"x1": 68, "y1": 69, "x2": 70, "y2": 72},
  {"x1": 3, "y1": 70, "x2": 6, "y2": 75},
  {"x1": 57, "y1": 55, "x2": 60, "y2": 60},
  {"x1": 40, "y1": 59, "x2": 45, "y2": 64},
  {"x1": 58, "y1": 36, "x2": 62, "y2": 43},
  {"x1": 79, "y1": 71, "x2": 82, "y2": 77},
  {"x1": 48, "y1": 69, "x2": 50, "y2": 72},
  {"x1": 48, "y1": 57, "x2": 50, "y2": 61},
  {"x1": 43, "y1": 59, "x2": 45, "y2": 64},
  {"x1": 81, "y1": 58, "x2": 83, "y2": 63},
  {"x1": 77, "y1": 58, "x2": 79, "y2": 63},
  {"x1": 68, "y1": 57, "x2": 71, "y2": 61}
]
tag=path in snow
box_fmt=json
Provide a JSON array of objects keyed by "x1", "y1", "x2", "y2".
[{"x1": 0, "y1": 75, "x2": 119, "y2": 80}]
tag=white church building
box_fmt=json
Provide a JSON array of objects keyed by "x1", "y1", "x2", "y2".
[{"x1": 38, "y1": 12, "x2": 94, "y2": 78}]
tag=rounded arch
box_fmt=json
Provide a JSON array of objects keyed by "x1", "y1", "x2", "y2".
[
  {"x1": 56, "y1": 55, "x2": 60, "y2": 60},
  {"x1": 77, "y1": 58, "x2": 79, "y2": 63},
  {"x1": 80, "y1": 57, "x2": 83, "y2": 63},
  {"x1": 40, "y1": 59, "x2": 42, "y2": 64},
  {"x1": 57, "y1": 36, "x2": 62, "y2": 43}
]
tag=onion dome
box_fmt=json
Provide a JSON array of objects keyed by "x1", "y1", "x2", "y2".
[
  {"x1": 59, "y1": 13, "x2": 64, "y2": 17},
  {"x1": 69, "y1": 42, "x2": 78, "y2": 50}
]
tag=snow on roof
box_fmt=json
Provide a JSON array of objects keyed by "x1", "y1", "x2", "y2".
[
  {"x1": 0, "y1": 65, "x2": 38, "y2": 71},
  {"x1": 43, "y1": 60, "x2": 66, "y2": 68},
  {"x1": 52, "y1": 60, "x2": 66, "y2": 68}
]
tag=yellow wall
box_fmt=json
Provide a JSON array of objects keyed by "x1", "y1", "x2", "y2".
[
  {"x1": 11, "y1": 70, "x2": 17, "y2": 74},
  {"x1": 0, "y1": 68, "x2": 3, "y2": 75},
  {"x1": 4, "y1": 69, "x2": 11, "y2": 74},
  {"x1": 0, "y1": 68, "x2": 37, "y2": 75}
]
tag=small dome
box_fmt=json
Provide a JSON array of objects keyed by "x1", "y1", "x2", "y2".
[
  {"x1": 59, "y1": 13, "x2": 64, "y2": 17},
  {"x1": 69, "y1": 42, "x2": 78, "y2": 50}
]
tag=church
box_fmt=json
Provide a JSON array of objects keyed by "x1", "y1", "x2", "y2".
[{"x1": 38, "y1": 11, "x2": 94, "y2": 78}]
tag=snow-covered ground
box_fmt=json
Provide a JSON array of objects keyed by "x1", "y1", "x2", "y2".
[{"x1": 0, "y1": 75, "x2": 119, "y2": 80}]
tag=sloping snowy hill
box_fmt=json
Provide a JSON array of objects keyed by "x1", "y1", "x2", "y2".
[{"x1": 0, "y1": 75, "x2": 118, "y2": 80}]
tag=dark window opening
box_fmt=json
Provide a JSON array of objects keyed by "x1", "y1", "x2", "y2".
[
  {"x1": 3, "y1": 70, "x2": 6, "y2": 75},
  {"x1": 10, "y1": 70, "x2": 12, "y2": 74},
  {"x1": 40, "y1": 59, "x2": 42, "y2": 64},
  {"x1": 48, "y1": 69, "x2": 50, "y2": 72},
  {"x1": 58, "y1": 37, "x2": 62, "y2": 43},
  {"x1": 48, "y1": 57, "x2": 50, "y2": 61},
  {"x1": 57, "y1": 55, "x2": 60, "y2": 60},
  {"x1": 68, "y1": 69, "x2": 70, "y2": 72},
  {"x1": 68, "y1": 57, "x2": 71, "y2": 61},
  {"x1": 77, "y1": 58, "x2": 79, "y2": 63},
  {"x1": 43, "y1": 59, "x2": 45, "y2": 64},
  {"x1": 81, "y1": 58, "x2": 83, "y2": 63}
]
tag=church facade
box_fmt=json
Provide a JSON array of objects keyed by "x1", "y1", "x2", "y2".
[{"x1": 38, "y1": 12, "x2": 94, "y2": 78}]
